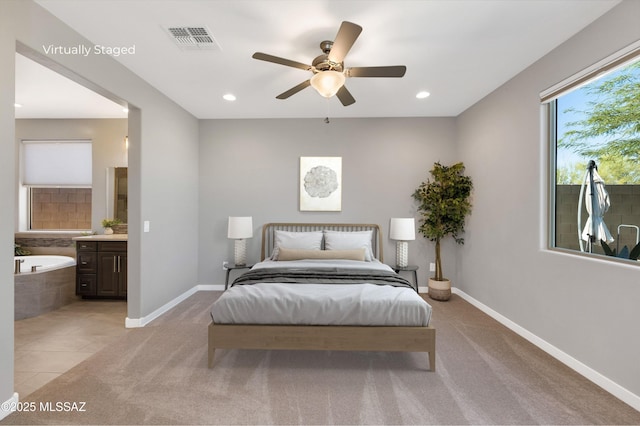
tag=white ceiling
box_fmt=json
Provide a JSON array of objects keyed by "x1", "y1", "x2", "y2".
[
  {"x1": 16, "y1": 0, "x2": 621, "y2": 120},
  {"x1": 14, "y1": 53, "x2": 128, "y2": 119}
]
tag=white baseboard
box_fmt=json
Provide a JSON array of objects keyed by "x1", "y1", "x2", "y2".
[
  {"x1": 124, "y1": 284, "x2": 224, "y2": 328},
  {"x1": 452, "y1": 287, "x2": 640, "y2": 412},
  {"x1": 0, "y1": 392, "x2": 19, "y2": 421},
  {"x1": 197, "y1": 284, "x2": 224, "y2": 291}
]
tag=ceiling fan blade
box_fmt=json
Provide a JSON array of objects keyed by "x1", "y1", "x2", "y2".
[
  {"x1": 346, "y1": 66, "x2": 407, "y2": 78},
  {"x1": 336, "y1": 86, "x2": 356, "y2": 106},
  {"x1": 328, "y1": 21, "x2": 362, "y2": 63},
  {"x1": 252, "y1": 52, "x2": 311, "y2": 71},
  {"x1": 276, "y1": 80, "x2": 311, "y2": 99}
]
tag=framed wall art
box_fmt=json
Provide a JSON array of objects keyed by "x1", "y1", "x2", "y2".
[{"x1": 299, "y1": 156, "x2": 342, "y2": 211}]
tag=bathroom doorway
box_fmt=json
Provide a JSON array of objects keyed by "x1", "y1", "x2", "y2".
[{"x1": 14, "y1": 47, "x2": 131, "y2": 395}]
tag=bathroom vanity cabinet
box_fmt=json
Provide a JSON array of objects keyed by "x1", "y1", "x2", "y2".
[{"x1": 75, "y1": 237, "x2": 127, "y2": 298}]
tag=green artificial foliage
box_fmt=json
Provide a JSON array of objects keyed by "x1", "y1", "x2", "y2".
[
  {"x1": 101, "y1": 218, "x2": 122, "y2": 228},
  {"x1": 412, "y1": 162, "x2": 473, "y2": 281},
  {"x1": 600, "y1": 239, "x2": 640, "y2": 260},
  {"x1": 14, "y1": 243, "x2": 30, "y2": 256}
]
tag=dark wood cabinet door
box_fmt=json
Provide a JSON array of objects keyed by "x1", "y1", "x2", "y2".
[
  {"x1": 97, "y1": 253, "x2": 120, "y2": 297},
  {"x1": 118, "y1": 254, "x2": 127, "y2": 296},
  {"x1": 77, "y1": 252, "x2": 97, "y2": 274},
  {"x1": 76, "y1": 274, "x2": 97, "y2": 296}
]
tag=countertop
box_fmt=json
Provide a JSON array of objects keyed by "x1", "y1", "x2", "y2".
[{"x1": 72, "y1": 234, "x2": 128, "y2": 241}]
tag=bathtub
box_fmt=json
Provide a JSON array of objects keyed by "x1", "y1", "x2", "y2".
[
  {"x1": 15, "y1": 255, "x2": 76, "y2": 274},
  {"x1": 14, "y1": 255, "x2": 78, "y2": 320}
]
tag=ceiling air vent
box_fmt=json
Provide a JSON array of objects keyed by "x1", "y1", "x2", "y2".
[{"x1": 165, "y1": 26, "x2": 220, "y2": 51}]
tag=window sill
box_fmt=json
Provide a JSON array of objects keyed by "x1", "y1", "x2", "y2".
[
  {"x1": 15, "y1": 231, "x2": 92, "y2": 239},
  {"x1": 547, "y1": 246, "x2": 640, "y2": 268}
]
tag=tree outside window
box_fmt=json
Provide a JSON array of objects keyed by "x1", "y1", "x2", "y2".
[{"x1": 554, "y1": 58, "x2": 640, "y2": 258}]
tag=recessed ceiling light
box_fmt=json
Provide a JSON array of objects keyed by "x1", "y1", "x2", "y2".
[
  {"x1": 14, "y1": 103, "x2": 22, "y2": 108},
  {"x1": 416, "y1": 91, "x2": 430, "y2": 99},
  {"x1": 122, "y1": 108, "x2": 129, "y2": 113},
  {"x1": 223, "y1": 94, "x2": 236, "y2": 101}
]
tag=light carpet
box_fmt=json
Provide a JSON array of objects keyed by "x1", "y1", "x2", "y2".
[{"x1": 3, "y1": 292, "x2": 640, "y2": 425}]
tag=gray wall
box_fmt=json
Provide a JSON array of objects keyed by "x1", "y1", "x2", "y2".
[
  {"x1": 0, "y1": 0, "x2": 17, "y2": 407},
  {"x1": 1, "y1": 0, "x2": 199, "y2": 409},
  {"x1": 456, "y1": 0, "x2": 640, "y2": 399},
  {"x1": 198, "y1": 117, "x2": 458, "y2": 288},
  {"x1": 15, "y1": 119, "x2": 128, "y2": 232}
]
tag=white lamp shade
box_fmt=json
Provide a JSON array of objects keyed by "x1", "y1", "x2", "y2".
[
  {"x1": 310, "y1": 71, "x2": 346, "y2": 98},
  {"x1": 390, "y1": 218, "x2": 415, "y2": 241},
  {"x1": 227, "y1": 216, "x2": 253, "y2": 239}
]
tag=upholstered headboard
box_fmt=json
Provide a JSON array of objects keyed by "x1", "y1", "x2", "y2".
[{"x1": 261, "y1": 223, "x2": 383, "y2": 262}]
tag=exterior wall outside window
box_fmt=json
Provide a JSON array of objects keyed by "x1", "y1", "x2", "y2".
[
  {"x1": 556, "y1": 184, "x2": 640, "y2": 254},
  {"x1": 30, "y1": 187, "x2": 91, "y2": 230}
]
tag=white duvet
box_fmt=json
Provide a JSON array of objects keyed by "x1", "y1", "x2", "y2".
[{"x1": 211, "y1": 259, "x2": 432, "y2": 326}]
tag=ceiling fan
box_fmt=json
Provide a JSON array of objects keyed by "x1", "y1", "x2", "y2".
[{"x1": 252, "y1": 21, "x2": 406, "y2": 106}]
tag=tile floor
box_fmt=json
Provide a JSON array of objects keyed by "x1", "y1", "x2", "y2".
[{"x1": 14, "y1": 299, "x2": 128, "y2": 398}]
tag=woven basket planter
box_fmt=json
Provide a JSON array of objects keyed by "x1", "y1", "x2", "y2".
[
  {"x1": 428, "y1": 278, "x2": 451, "y2": 301},
  {"x1": 111, "y1": 224, "x2": 128, "y2": 234}
]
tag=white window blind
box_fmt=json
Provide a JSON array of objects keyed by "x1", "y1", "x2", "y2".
[
  {"x1": 22, "y1": 140, "x2": 92, "y2": 186},
  {"x1": 540, "y1": 39, "x2": 640, "y2": 103}
]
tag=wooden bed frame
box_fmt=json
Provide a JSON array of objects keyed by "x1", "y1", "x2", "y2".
[{"x1": 208, "y1": 223, "x2": 436, "y2": 371}]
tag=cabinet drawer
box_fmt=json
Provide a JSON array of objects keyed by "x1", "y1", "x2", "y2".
[
  {"x1": 98, "y1": 241, "x2": 127, "y2": 252},
  {"x1": 77, "y1": 252, "x2": 97, "y2": 273},
  {"x1": 76, "y1": 274, "x2": 96, "y2": 296},
  {"x1": 76, "y1": 241, "x2": 97, "y2": 251}
]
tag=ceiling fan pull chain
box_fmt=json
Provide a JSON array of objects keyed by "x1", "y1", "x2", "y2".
[{"x1": 324, "y1": 97, "x2": 331, "y2": 124}]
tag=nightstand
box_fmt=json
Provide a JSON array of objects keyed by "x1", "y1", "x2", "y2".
[
  {"x1": 225, "y1": 263, "x2": 253, "y2": 290},
  {"x1": 393, "y1": 265, "x2": 419, "y2": 292}
]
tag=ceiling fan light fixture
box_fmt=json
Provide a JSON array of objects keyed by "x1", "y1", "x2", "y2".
[{"x1": 310, "y1": 70, "x2": 346, "y2": 98}]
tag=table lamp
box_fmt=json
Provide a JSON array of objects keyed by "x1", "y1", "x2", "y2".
[
  {"x1": 227, "y1": 216, "x2": 253, "y2": 265},
  {"x1": 390, "y1": 218, "x2": 415, "y2": 268}
]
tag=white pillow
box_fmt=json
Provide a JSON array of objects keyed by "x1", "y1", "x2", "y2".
[
  {"x1": 271, "y1": 230, "x2": 323, "y2": 260},
  {"x1": 323, "y1": 230, "x2": 374, "y2": 261}
]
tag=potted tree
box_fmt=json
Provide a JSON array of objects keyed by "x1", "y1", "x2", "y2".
[{"x1": 412, "y1": 162, "x2": 473, "y2": 301}]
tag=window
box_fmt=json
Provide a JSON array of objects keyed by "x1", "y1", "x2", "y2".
[
  {"x1": 21, "y1": 140, "x2": 92, "y2": 230},
  {"x1": 544, "y1": 42, "x2": 640, "y2": 262}
]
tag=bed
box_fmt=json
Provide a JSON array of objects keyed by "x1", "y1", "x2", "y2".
[{"x1": 208, "y1": 223, "x2": 436, "y2": 371}]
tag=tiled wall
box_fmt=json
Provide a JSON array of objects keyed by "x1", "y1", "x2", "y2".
[
  {"x1": 14, "y1": 266, "x2": 77, "y2": 320},
  {"x1": 30, "y1": 188, "x2": 91, "y2": 230},
  {"x1": 14, "y1": 233, "x2": 78, "y2": 257},
  {"x1": 556, "y1": 185, "x2": 640, "y2": 254}
]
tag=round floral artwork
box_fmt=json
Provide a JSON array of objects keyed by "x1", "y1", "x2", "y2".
[{"x1": 303, "y1": 165, "x2": 339, "y2": 198}]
